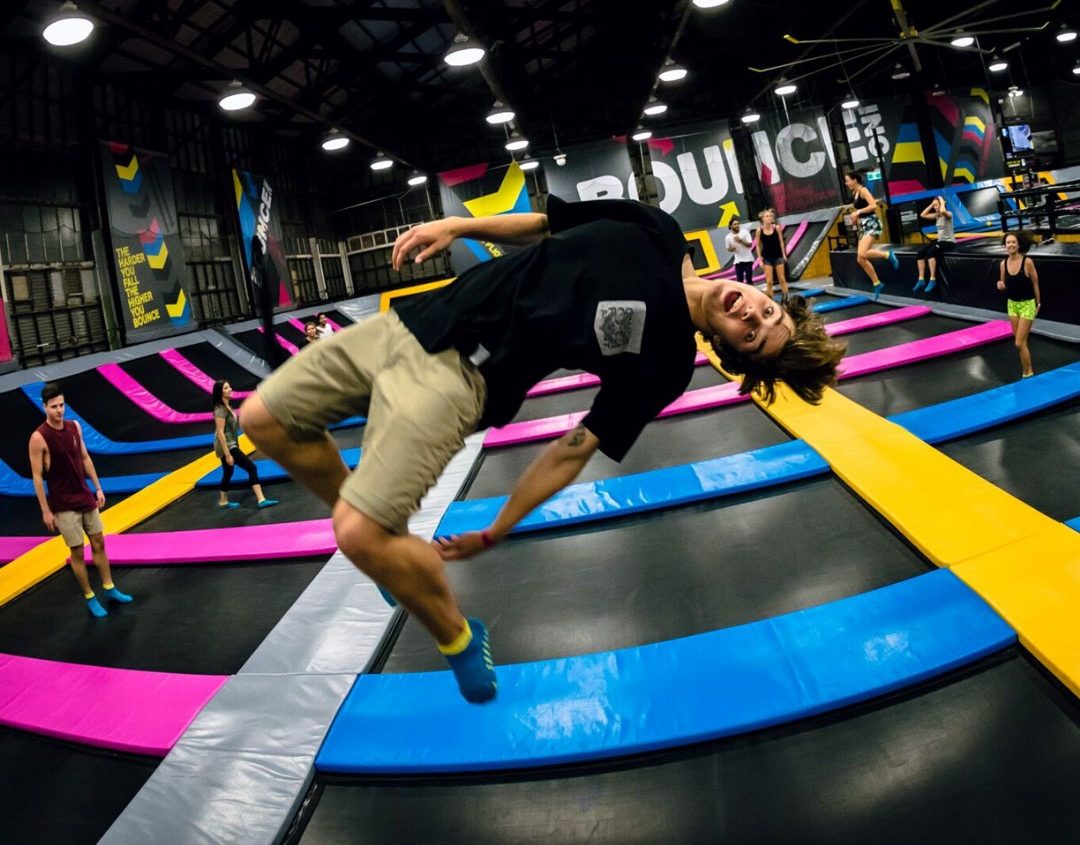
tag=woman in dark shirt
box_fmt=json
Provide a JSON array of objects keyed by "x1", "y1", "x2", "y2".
[
  {"x1": 996, "y1": 231, "x2": 1041, "y2": 378},
  {"x1": 753, "y1": 208, "x2": 789, "y2": 300},
  {"x1": 844, "y1": 171, "x2": 897, "y2": 300}
]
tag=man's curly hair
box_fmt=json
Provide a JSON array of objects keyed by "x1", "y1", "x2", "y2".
[{"x1": 709, "y1": 295, "x2": 846, "y2": 405}]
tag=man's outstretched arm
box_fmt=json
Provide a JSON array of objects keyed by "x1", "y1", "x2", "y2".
[
  {"x1": 434, "y1": 423, "x2": 599, "y2": 560},
  {"x1": 392, "y1": 213, "x2": 549, "y2": 269}
]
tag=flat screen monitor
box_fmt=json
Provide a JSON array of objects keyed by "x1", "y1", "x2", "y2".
[
  {"x1": 959, "y1": 186, "x2": 1002, "y2": 219},
  {"x1": 1002, "y1": 124, "x2": 1033, "y2": 152}
]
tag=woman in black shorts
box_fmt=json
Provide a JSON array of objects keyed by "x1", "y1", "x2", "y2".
[
  {"x1": 213, "y1": 380, "x2": 278, "y2": 510},
  {"x1": 754, "y1": 208, "x2": 789, "y2": 300},
  {"x1": 844, "y1": 171, "x2": 897, "y2": 300}
]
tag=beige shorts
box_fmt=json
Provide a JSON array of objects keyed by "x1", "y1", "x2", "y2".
[
  {"x1": 257, "y1": 310, "x2": 487, "y2": 534},
  {"x1": 55, "y1": 508, "x2": 104, "y2": 548}
]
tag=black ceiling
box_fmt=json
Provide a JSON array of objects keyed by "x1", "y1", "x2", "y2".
[{"x1": 3, "y1": 0, "x2": 1078, "y2": 175}]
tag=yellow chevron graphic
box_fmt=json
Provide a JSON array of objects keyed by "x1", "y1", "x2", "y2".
[
  {"x1": 166, "y1": 288, "x2": 187, "y2": 319},
  {"x1": 114, "y1": 154, "x2": 140, "y2": 182},
  {"x1": 954, "y1": 166, "x2": 976, "y2": 183},
  {"x1": 970, "y1": 87, "x2": 989, "y2": 105},
  {"x1": 232, "y1": 169, "x2": 244, "y2": 206},
  {"x1": 146, "y1": 239, "x2": 169, "y2": 270},
  {"x1": 964, "y1": 115, "x2": 986, "y2": 133},
  {"x1": 892, "y1": 141, "x2": 925, "y2": 164},
  {"x1": 463, "y1": 163, "x2": 526, "y2": 218}
]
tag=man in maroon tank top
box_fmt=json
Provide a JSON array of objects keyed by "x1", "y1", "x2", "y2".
[{"x1": 28, "y1": 382, "x2": 132, "y2": 617}]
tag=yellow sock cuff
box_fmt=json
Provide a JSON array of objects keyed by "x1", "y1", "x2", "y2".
[
  {"x1": 102, "y1": 583, "x2": 114, "y2": 590},
  {"x1": 84, "y1": 591, "x2": 95, "y2": 599},
  {"x1": 437, "y1": 620, "x2": 473, "y2": 656}
]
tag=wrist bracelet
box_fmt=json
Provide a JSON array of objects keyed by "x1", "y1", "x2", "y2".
[{"x1": 480, "y1": 530, "x2": 496, "y2": 548}]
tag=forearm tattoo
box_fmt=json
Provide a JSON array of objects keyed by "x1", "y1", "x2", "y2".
[{"x1": 565, "y1": 424, "x2": 587, "y2": 448}]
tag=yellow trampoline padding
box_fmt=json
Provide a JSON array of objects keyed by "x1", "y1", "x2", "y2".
[
  {"x1": 703, "y1": 349, "x2": 1080, "y2": 697},
  {"x1": 0, "y1": 437, "x2": 254, "y2": 608},
  {"x1": 379, "y1": 277, "x2": 455, "y2": 313}
]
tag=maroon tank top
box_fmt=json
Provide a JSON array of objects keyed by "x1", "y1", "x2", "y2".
[{"x1": 36, "y1": 420, "x2": 95, "y2": 512}]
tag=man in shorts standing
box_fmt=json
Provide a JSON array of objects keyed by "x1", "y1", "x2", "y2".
[
  {"x1": 28, "y1": 382, "x2": 132, "y2": 617},
  {"x1": 243, "y1": 196, "x2": 844, "y2": 704}
]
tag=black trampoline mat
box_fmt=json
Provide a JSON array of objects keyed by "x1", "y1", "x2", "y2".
[
  {"x1": 0, "y1": 727, "x2": 156, "y2": 845},
  {"x1": 0, "y1": 557, "x2": 325, "y2": 673},
  {"x1": 117, "y1": 352, "x2": 223, "y2": 414},
  {"x1": 303, "y1": 652, "x2": 1080, "y2": 845},
  {"x1": 840, "y1": 313, "x2": 984, "y2": 357},
  {"x1": 0, "y1": 496, "x2": 61, "y2": 537},
  {"x1": 385, "y1": 475, "x2": 930, "y2": 673},
  {"x1": 177, "y1": 342, "x2": 265, "y2": 392},
  {"x1": 1, "y1": 386, "x2": 58, "y2": 476}
]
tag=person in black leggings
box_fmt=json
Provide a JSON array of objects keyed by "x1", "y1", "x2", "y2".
[{"x1": 213, "y1": 380, "x2": 278, "y2": 510}]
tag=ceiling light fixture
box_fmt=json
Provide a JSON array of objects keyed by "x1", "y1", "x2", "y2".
[
  {"x1": 370, "y1": 152, "x2": 394, "y2": 171},
  {"x1": 774, "y1": 78, "x2": 797, "y2": 96},
  {"x1": 320, "y1": 129, "x2": 349, "y2": 152},
  {"x1": 643, "y1": 96, "x2": 668, "y2": 116},
  {"x1": 485, "y1": 101, "x2": 515, "y2": 125},
  {"x1": 1007, "y1": 85, "x2": 1024, "y2": 98},
  {"x1": 407, "y1": 172, "x2": 428, "y2": 187},
  {"x1": 658, "y1": 59, "x2": 688, "y2": 83},
  {"x1": 553, "y1": 151, "x2": 568, "y2": 166},
  {"x1": 840, "y1": 94, "x2": 860, "y2": 110},
  {"x1": 930, "y1": 83, "x2": 947, "y2": 97},
  {"x1": 988, "y1": 54, "x2": 1009, "y2": 72},
  {"x1": 740, "y1": 107, "x2": 760, "y2": 124},
  {"x1": 218, "y1": 81, "x2": 256, "y2": 112},
  {"x1": 692, "y1": 0, "x2": 731, "y2": 8},
  {"x1": 891, "y1": 63, "x2": 911, "y2": 80},
  {"x1": 1056, "y1": 24, "x2": 1077, "y2": 43},
  {"x1": 950, "y1": 32, "x2": 975, "y2": 48},
  {"x1": 444, "y1": 32, "x2": 485, "y2": 66},
  {"x1": 1073, "y1": 60, "x2": 1080, "y2": 75},
  {"x1": 42, "y1": 1, "x2": 94, "y2": 46},
  {"x1": 505, "y1": 130, "x2": 529, "y2": 152},
  {"x1": 631, "y1": 126, "x2": 653, "y2": 142},
  {"x1": 519, "y1": 156, "x2": 540, "y2": 171}
]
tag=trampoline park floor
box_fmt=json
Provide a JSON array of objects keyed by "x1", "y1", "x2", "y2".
[{"x1": 2, "y1": 298, "x2": 1080, "y2": 843}]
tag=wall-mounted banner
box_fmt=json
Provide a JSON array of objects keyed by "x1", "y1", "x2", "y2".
[
  {"x1": 100, "y1": 141, "x2": 194, "y2": 342},
  {"x1": 750, "y1": 107, "x2": 839, "y2": 215},
  {"x1": 0, "y1": 300, "x2": 13, "y2": 366},
  {"x1": 927, "y1": 88, "x2": 1005, "y2": 186},
  {"x1": 544, "y1": 138, "x2": 635, "y2": 205},
  {"x1": 436, "y1": 161, "x2": 532, "y2": 273},
  {"x1": 843, "y1": 98, "x2": 931, "y2": 199},
  {"x1": 233, "y1": 169, "x2": 294, "y2": 314}
]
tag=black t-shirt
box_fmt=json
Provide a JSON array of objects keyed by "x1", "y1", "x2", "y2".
[{"x1": 395, "y1": 196, "x2": 696, "y2": 461}]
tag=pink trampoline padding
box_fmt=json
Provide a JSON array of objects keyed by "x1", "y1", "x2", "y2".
[
  {"x1": 525, "y1": 305, "x2": 932, "y2": 398},
  {"x1": 0, "y1": 536, "x2": 45, "y2": 565},
  {"x1": 158, "y1": 349, "x2": 252, "y2": 399},
  {"x1": 258, "y1": 325, "x2": 300, "y2": 355},
  {"x1": 486, "y1": 318, "x2": 1010, "y2": 447},
  {"x1": 0, "y1": 653, "x2": 227, "y2": 756},
  {"x1": 85, "y1": 519, "x2": 335, "y2": 565},
  {"x1": 97, "y1": 363, "x2": 214, "y2": 423}
]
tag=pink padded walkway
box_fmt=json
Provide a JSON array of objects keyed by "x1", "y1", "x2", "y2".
[
  {"x1": 487, "y1": 319, "x2": 1012, "y2": 447},
  {"x1": 258, "y1": 325, "x2": 300, "y2": 355},
  {"x1": 526, "y1": 305, "x2": 932, "y2": 397},
  {"x1": 0, "y1": 653, "x2": 227, "y2": 755},
  {"x1": 158, "y1": 348, "x2": 253, "y2": 399},
  {"x1": 85, "y1": 519, "x2": 335, "y2": 565},
  {"x1": 97, "y1": 363, "x2": 214, "y2": 423}
]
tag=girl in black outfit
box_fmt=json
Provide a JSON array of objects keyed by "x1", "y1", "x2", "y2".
[
  {"x1": 213, "y1": 380, "x2": 278, "y2": 509},
  {"x1": 844, "y1": 171, "x2": 896, "y2": 300},
  {"x1": 753, "y1": 208, "x2": 789, "y2": 300},
  {"x1": 996, "y1": 231, "x2": 1041, "y2": 378}
]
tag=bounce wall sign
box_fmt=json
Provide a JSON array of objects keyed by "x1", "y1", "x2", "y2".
[
  {"x1": 233, "y1": 169, "x2": 294, "y2": 314},
  {"x1": 99, "y1": 141, "x2": 194, "y2": 342}
]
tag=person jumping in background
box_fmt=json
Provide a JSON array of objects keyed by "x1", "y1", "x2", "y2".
[
  {"x1": 753, "y1": 208, "x2": 788, "y2": 300},
  {"x1": 844, "y1": 171, "x2": 896, "y2": 300},
  {"x1": 914, "y1": 196, "x2": 955, "y2": 294},
  {"x1": 316, "y1": 313, "x2": 334, "y2": 338},
  {"x1": 725, "y1": 217, "x2": 754, "y2": 285},
  {"x1": 241, "y1": 196, "x2": 845, "y2": 705},
  {"x1": 997, "y1": 231, "x2": 1041, "y2": 378},
  {"x1": 28, "y1": 382, "x2": 132, "y2": 618},
  {"x1": 213, "y1": 380, "x2": 279, "y2": 509}
]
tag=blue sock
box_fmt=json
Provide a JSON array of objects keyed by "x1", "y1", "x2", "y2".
[
  {"x1": 219, "y1": 501, "x2": 239, "y2": 509},
  {"x1": 887, "y1": 248, "x2": 899, "y2": 269},
  {"x1": 440, "y1": 618, "x2": 497, "y2": 704},
  {"x1": 376, "y1": 583, "x2": 398, "y2": 608},
  {"x1": 258, "y1": 499, "x2": 279, "y2": 509},
  {"x1": 103, "y1": 585, "x2": 132, "y2": 603},
  {"x1": 86, "y1": 595, "x2": 108, "y2": 617},
  {"x1": 913, "y1": 279, "x2": 925, "y2": 292},
  {"x1": 924, "y1": 279, "x2": 937, "y2": 293},
  {"x1": 871, "y1": 282, "x2": 884, "y2": 301}
]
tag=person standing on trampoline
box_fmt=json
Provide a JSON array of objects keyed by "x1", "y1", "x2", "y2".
[
  {"x1": 213, "y1": 380, "x2": 278, "y2": 510},
  {"x1": 724, "y1": 217, "x2": 754, "y2": 285},
  {"x1": 844, "y1": 171, "x2": 897, "y2": 300},
  {"x1": 28, "y1": 382, "x2": 132, "y2": 618},
  {"x1": 997, "y1": 231, "x2": 1041, "y2": 378},
  {"x1": 316, "y1": 313, "x2": 334, "y2": 338},
  {"x1": 753, "y1": 209, "x2": 789, "y2": 300},
  {"x1": 242, "y1": 196, "x2": 845, "y2": 704},
  {"x1": 914, "y1": 196, "x2": 955, "y2": 294}
]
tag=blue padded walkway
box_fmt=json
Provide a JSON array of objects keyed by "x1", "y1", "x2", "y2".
[
  {"x1": 813, "y1": 294, "x2": 870, "y2": 313},
  {"x1": 437, "y1": 361, "x2": 1080, "y2": 537},
  {"x1": 316, "y1": 570, "x2": 1014, "y2": 774}
]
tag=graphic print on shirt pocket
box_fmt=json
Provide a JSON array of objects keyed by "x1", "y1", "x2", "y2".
[{"x1": 593, "y1": 300, "x2": 646, "y2": 356}]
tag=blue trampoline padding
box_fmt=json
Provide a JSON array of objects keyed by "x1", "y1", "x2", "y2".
[
  {"x1": 813, "y1": 295, "x2": 869, "y2": 313},
  {"x1": 16, "y1": 385, "x2": 363, "y2": 455},
  {"x1": 1067, "y1": 517, "x2": 1080, "y2": 532},
  {"x1": 196, "y1": 447, "x2": 362, "y2": 487},
  {"x1": 893, "y1": 360, "x2": 1080, "y2": 443},
  {"x1": 793, "y1": 287, "x2": 826, "y2": 298},
  {"x1": 438, "y1": 364, "x2": 1080, "y2": 538},
  {"x1": 315, "y1": 570, "x2": 1015, "y2": 774},
  {"x1": 437, "y1": 440, "x2": 827, "y2": 537}
]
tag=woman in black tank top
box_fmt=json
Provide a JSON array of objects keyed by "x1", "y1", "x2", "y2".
[
  {"x1": 753, "y1": 208, "x2": 789, "y2": 300},
  {"x1": 843, "y1": 171, "x2": 897, "y2": 300},
  {"x1": 996, "y1": 230, "x2": 1041, "y2": 377}
]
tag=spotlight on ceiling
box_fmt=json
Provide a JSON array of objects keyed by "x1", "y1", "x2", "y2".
[
  {"x1": 840, "y1": 94, "x2": 860, "y2": 110},
  {"x1": 320, "y1": 130, "x2": 349, "y2": 152},
  {"x1": 370, "y1": 152, "x2": 394, "y2": 171},
  {"x1": 950, "y1": 32, "x2": 975, "y2": 48},
  {"x1": 218, "y1": 81, "x2": 256, "y2": 112},
  {"x1": 1073, "y1": 60, "x2": 1080, "y2": 76},
  {"x1": 658, "y1": 59, "x2": 688, "y2": 83},
  {"x1": 518, "y1": 156, "x2": 540, "y2": 171},
  {"x1": 631, "y1": 126, "x2": 653, "y2": 142},
  {"x1": 988, "y1": 54, "x2": 1009, "y2": 73},
  {"x1": 774, "y1": 78, "x2": 797, "y2": 96},
  {"x1": 553, "y1": 152, "x2": 568, "y2": 166},
  {"x1": 1056, "y1": 24, "x2": 1077, "y2": 43},
  {"x1": 485, "y1": 101, "x2": 515, "y2": 125},
  {"x1": 692, "y1": 0, "x2": 731, "y2": 7},
  {"x1": 643, "y1": 97, "x2": 668, "y2": 116},
  {"x1": 740, "y1": 107, "x2": 760, "y2": 124},
  {"x1": 1007, "y1": 85, "x2": 1024, "y2": 98},
  {"x1": 505, "y1": 130, "x2": 529, "y2": 152},
  {"x1": 930, "y1": 83, "x2": 947, "y2": 97},
  {"x1": 444, "y1": 32, "x2": 485, "y2": 66},
  {"x1": 42, "y1": 1, "x2": 94, "y2": 46},
  {"x1": 891, "y1": 63, "x2": 911, "y2": 80},
  {"x1": 407, "y1": 172, "x2": 428, "y2": 187}
]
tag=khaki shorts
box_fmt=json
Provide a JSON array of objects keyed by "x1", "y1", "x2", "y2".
[
  {"x1": 257, "y1": 310, "x2": 487, "y2": 534},
  {"x1": 55, "y1": 508, "x2": 104, "y2": 548}
]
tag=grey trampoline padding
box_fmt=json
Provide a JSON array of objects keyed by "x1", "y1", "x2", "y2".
[{"x1": 102, "y1": 432, "x2": 484, "y2": 844}]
